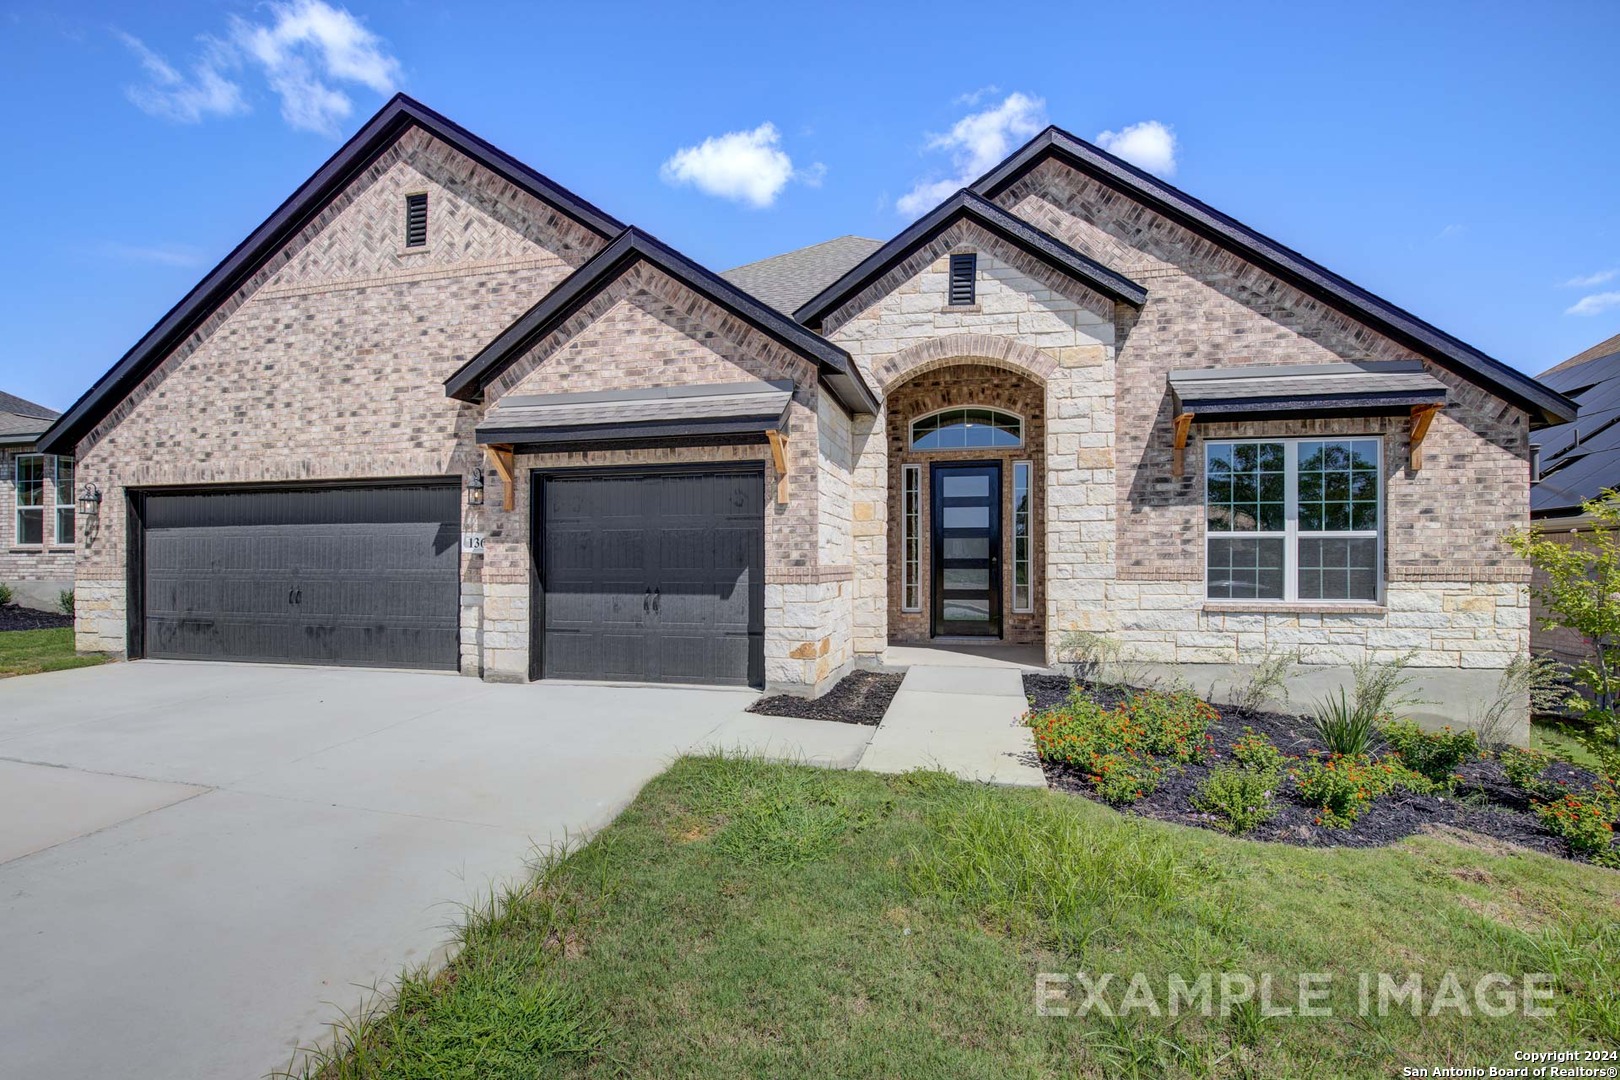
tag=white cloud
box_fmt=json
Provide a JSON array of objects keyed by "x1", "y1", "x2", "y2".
[
  {"x1": 1566, "y1": 291, "x2": 1620, "y2": 317},
  {"x1": 1095, "y1": 120, "x2": 1177, "y2": 177},
  {"x1": 896, "y1": 92, "x2": 1046, "y2": 217},
  {"x1": 102, "y1": 242, "x2": 206, "y2": 267},
  {"x1": 660, "y1": 123, "x2": 822, "y2": 208},
  {"x1": 1564, "y1": 269, "x2": 1618, "y2": 289},
  {"x1": 231, "y1": 0, "x2": 400, "y2": 134},
  {"x1": 115, "y1": 1, "x2": 399, "y2": 136},
  {"x1": 116, "y1": 31, "x2": 245, "y2": 124}
]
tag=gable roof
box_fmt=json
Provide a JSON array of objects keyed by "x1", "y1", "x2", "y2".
[
  {"x1": 445, "y1": 227, "x2": 878, "y2": 415},
  {"x1": 970, "y1": 126, "x2": 1576, "y2": 427},
  {"x1": 1531, "y1": 339, "x2": 1620, "y2": 518},
  {"x1": 37, "y1": 94, "x2": 625, "y2": 457},
  {"x1": 794, "y1": 190, "x2": 1147, "y2": 328},
  {"x1": 720, "y1": 235, "x2": 884, "y2": 314},
  {"x1": 0, "y1": 391, "x2": 60, "y2": 446}
]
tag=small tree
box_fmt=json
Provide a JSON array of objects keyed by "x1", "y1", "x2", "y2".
[{"x1": 1506, "y1": 489, "x2": 1620, "y2": 777}]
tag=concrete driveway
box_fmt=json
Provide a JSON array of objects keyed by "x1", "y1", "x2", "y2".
[{"x1": 0, "y1": 661, "x2": 871, "y2": 1080}]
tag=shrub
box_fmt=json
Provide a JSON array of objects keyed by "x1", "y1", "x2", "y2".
[
  {"x1": 0, "y1": 582, "x2": 12, "y2": 606},
  {"x1": 57, "y1": 589, "x2": 74, "y2": 616},
  {"x1": 1231, "y1": 727, "x2": 1287, "y2": 775},
  {"x1": 1025, "y1": 688, "x2": 1215, "y2": 804},
  {"x1": 1499, "y1": 746, "x2": 1556, "y2": 796},
  {"x1": 1227, "y1": 647, "x2": 1300, "y2": 716},
  {"x1": 1471, "y1": 654, "x2": 1569, "y2": 751},
  {"x1": 1380, "y1": 719, "x2": 1479, "y2": 788},
  {"x1": 1290, "y1": 753, "x2": 1416, "y2": 828},
  {"x1": 1311, "y1": 688, "x2": 1381, "y2": 756},
  {"x1": 1536, "y1": 793, "x2": 1618, "y2": 859},
  {"x1": 1192, "y1": 763, "x2": 1278, "y2": 833}
]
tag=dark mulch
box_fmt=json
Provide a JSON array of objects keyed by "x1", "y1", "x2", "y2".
[
  {"x1": 0, "y1": 604, "x2": 72, "y2": 631},
  {"x1": 1023, "y1": 673, "x2": 1608, "y2": 864},
  {"x1": 748, "y1": 671, "x2": 905, "y2": 726}
]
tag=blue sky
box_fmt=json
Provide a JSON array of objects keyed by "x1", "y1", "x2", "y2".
[{"x1": 3, "y1": 0, "x2": 1618, "y2": 412}]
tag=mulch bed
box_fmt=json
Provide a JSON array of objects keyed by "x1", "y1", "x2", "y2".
[
  {"x1": 748, "y1": 671, "x2": 905, "y2": 726},
  {"x1": 1024, "y1": 673, "x2": 1606, "y2": 863},
  {"x1": 0, "y1": 604, "x2": 72, "y2": 632}
]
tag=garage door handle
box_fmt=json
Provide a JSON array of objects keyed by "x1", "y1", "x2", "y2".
[
  {"x1": 295, "y1": 589, "x2": 302, "y2": 605},
  {"x1": 288, "y1": 588, "x2": 295, "y2": 605},
  {"x1": 643, "y1": 588, "x2": 651, "y2": 613},
  {"x1": 652, "y1": 587, "x2": 660, "y2": 614}
]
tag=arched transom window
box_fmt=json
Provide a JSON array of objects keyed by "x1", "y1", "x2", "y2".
[{"x1": 909, "y1": 407, "x2": 1023, "y2": 450}]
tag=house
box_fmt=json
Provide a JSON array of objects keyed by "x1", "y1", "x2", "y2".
[
  {"x1": 1526, "y1": 332, "x2": 1620, "y2": 667},
  {"x1": 38, "y1": 95, "x2": 1575, "y2": 721},
  {"x1": 2, "y1": 391, "x2": 74, "y2": 611}
]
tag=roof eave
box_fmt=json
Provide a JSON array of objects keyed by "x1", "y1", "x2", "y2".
[
  {"x1": 971, "y1": 127, "x2": 1576, "y2": 428},
  {"x1": 38, "y1": 94, "x2": 628, "y2": 457},
  {"x1": 792, "y1": 190, "x2": 1146, "y2": 329}
]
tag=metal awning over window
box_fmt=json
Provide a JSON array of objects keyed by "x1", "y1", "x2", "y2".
[
  {"x1": 1168, "y1": 361, "x2": 1446, "y2": 421},
  {"x1": 475, "y1": 380, "x2": 794, "y2": 449},
  {"x1": 1166, "y1": 361, "x2": 1450, "y2": 477}
]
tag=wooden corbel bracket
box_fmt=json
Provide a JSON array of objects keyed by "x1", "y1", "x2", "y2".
[
  {"x1": 482, "y1": 443, "x2": 516, "y2": 512},
  {"x1": 1409, "y1": 404, "x2": 1441, "y2": 471},
  {"x1": 765, "y1": 428, "x2": 789, "y2": 505},
  {"x1": 1172, "y1": 412, "x2": 1194, "y2": 479}
]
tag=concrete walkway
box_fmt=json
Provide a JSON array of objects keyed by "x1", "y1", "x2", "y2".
[{"x1": 858, "y1": 648, "x2": 1046, "y2": 786}]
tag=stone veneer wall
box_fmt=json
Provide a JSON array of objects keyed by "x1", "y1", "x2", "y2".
[
  {"x1": 475, "y1": 260, "x2": 849, "y2": 693},
  {"x1": 0, "y1": 446, "x2": 76, "y2": 609},
  {"x1": 70, "y1": 126, "x2": 606, "y2": 660},
  {"x1": 994, "y1": 158, "x2": 1533, "y2": 670},
  {"x1": 821, "y1": 222, "x2": 1118, "y2": 662},
  {"x1": 884, "y1": 364, "x2": 1046, "y2": 645}
]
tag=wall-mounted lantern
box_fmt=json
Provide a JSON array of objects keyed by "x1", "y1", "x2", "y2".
[
  {"x1": 466, "y1": 467, "x2": 485, "y2": 506},
  {"x1": 78, "y1": 482, "x2": 102, "y2": 519}
]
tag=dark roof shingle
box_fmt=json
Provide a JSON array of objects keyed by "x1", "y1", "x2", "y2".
[{"x1": 720, "y1": 236, "x2": 884, "y2": 314}]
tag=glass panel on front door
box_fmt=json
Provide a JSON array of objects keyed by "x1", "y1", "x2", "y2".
[{"x1": 931, "y1": 463, "x2": 1001, "y2": 637}]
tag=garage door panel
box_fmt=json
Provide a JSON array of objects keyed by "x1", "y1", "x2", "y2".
[
  {"x1": 139, "y1": 484, "x2": 459, "y2": 670},
  {"x1": 540, "y1": 469, "x2": 764, "y2": 687}
]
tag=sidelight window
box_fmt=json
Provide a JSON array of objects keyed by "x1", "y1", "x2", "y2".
[
  {"x1": 901, "y1": 464, "x2": 921, "y2": 611},
  {"x1": 1013, "y1": 460, "x2": 1032, "y2": 612}
]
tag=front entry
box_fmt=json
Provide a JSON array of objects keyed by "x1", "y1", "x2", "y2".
[{"x1": 930, "y1": 463, "x2": 1002, "y2": 637}]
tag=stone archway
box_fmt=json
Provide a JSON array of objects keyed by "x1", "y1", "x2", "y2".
[
  {"x1": 883, "y1": 359, "x2": 1049, "y2": 647},
  {"x1": 875, "y1": 333, "x2": 1059, "y2": 395}
]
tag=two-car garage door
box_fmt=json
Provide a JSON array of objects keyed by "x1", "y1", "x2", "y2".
[{"x1": 136, "y1": 483, "x2": 461, "y2": 670}]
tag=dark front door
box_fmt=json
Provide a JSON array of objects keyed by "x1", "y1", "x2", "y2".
[
  {"x1": 535, "y1": 465, "x2": 765, "y2": 687},
  {"x1": 137, "y1": 483, "x2": 461, "y2": 669},
  {"x1": 930, "y1": 463, "x2": 1002, "y2": 637}
]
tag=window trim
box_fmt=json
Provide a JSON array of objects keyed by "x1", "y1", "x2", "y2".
[
  {"x1": 1203, "y1": 436, "x2": 1383, "y2": 605},
  {"x1": 901, "y1": 464, "x2": 922, "y2": 612},
  {"x1": 13, "y1": 452, "x2": 46, "y2": 548},
  {"x1": 1012, "y1": 459, "x2": 1033, "y2": 613},
  {"x1": 907, "y1": 406, "x2": 1024, "y2": 451}
]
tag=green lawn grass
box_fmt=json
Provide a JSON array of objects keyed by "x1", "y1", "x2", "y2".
[
  {"x1": 0, "y1": 628, "x2": 109, "y2": 678},
  {"x1": 1533, "y1": 718, "x2": 1606, "y2": 770},
  {"x1": 293, "y1": 756, "x2": 1620, "y2": 1079}
]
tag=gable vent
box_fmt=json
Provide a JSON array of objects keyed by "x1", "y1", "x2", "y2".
[
  {"x1": 948, "y1": 253, "x2": 976, "y2": 306},
  {"x1": 405, "y1": 193, "x2": 428, "y2": 248}
]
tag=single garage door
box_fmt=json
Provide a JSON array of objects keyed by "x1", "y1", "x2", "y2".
[
  {"x1": 137, "y1": 483, "x2": 460, "y2": 670},
  {"x1": 537, "y1": 466, "x2": 764, "y2": 687}
]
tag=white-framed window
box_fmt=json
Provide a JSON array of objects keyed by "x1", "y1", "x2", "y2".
[
  {"x1": 901, "y1": 464, "x2": 922, "y2": 611},
  {"x1": 1204, "y1": 438, "x2": 1382, "y2": 603},
  {"x1": 1012, "y1": 459, "x2": 1032, "y2": 612},
  {"x1": 12, "y1": 453, "x2": 75, "y2": 547},
  {"x1": 908, "y1": 407, "x2": 1022, "y2": 450}
]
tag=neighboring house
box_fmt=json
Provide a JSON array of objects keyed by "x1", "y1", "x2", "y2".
[
  {"x1": 1527, "y1": 332, "x2": 1620, "y2": 667},
  {"x1": 38, "y1": 95, "x2": 1574, "y2": 722},
  {"x1": 1, "y1": 391, "x2": 74, "y2": 611}
]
